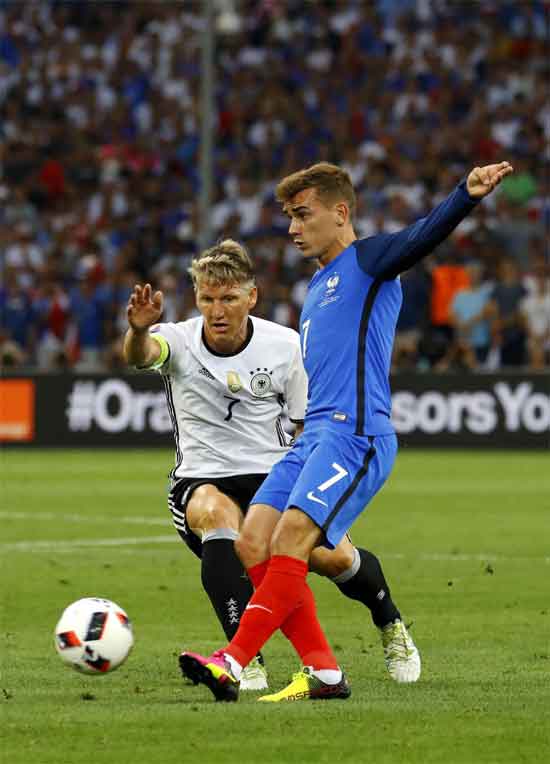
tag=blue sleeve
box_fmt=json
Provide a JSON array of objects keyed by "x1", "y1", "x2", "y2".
[{"x1": 356, "y1": 181, "x2": 480, "y2": 280}]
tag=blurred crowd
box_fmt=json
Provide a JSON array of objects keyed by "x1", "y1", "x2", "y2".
[{"x1": 1, "y1": 0, "x2": 548, "y2": 373}]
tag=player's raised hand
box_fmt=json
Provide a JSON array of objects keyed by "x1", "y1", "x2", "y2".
[
  {"x1": 466, "y1": 161, "x2": 513, "y2": 199},
  {"x1": 127, "y1": 283, "x2": 164, "y2": 332}
]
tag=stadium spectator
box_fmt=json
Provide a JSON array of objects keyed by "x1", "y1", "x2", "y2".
[
  {"x1": 0, "y1": 270, "x2": 37, "y2": 361},
  {"x1": 69, "y1": 260, "x2": 110, "y2": 371},
  {"x1": 491, "y1": 257, "x2": 528, "y2": 367},
  {"x1": 426, "y1": 254, "x2": 470, "y2": 369},
  {"x1": 392, "y1": 263, "x2": 430, "y2": 370},
  {"x1": 0, "y1": 0, "x2": 545, "y2": 370},
  {"x1": 520, "y1": 261, "x2": 550, "y2": 370},
  {"x1": 449, "y1": 261, "x2": 495, "y2": 370}
]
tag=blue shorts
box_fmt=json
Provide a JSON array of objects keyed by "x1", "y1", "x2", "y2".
[{"x1": 252, "y1": 428, "x2": 398, "y2": 549}]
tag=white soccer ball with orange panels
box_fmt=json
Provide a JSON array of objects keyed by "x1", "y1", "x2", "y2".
[{"x1": 54, "y1": 597, "x2": 133, "y2": 674}]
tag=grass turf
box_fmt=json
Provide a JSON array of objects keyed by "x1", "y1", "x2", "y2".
[{"x1": 1, "y1": 449, "x2": 548, "y2": 763}]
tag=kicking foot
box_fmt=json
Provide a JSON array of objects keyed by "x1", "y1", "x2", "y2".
[{"x1": 179, "y1": 650, "x2": 239, "y2": 702}]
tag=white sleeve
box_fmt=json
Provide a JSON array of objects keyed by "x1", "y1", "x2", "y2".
[
  {"x1": 149, "y1": 322, "x2": 188, "y2": 376},
  {"x1": 285, "y1": 338, "x2": 308, "y2": 422}
]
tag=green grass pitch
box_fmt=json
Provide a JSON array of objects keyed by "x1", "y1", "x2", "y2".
[{"x1": 1, "y1": 449, "x2": 549, "y2": 764}]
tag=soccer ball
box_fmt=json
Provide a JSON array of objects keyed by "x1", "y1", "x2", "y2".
[{"x1": 54, "y1": 597, "x2": 133, "y2": 674}]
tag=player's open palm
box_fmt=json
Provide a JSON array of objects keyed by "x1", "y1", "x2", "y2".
[
  {"x1": 127, "y1": 283, "x2": 164, "y2": 332},
  {"x1": 466, "y1": 161, "x2": 513, "y2": 198}
]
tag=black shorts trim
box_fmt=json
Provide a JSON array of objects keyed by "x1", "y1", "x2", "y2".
[
  {"x1": 321, "y1": 438, "x2": 376, "y2": 536},
  {"x1": 168, "y1": 473, "x2": 267, "y2": 559}
]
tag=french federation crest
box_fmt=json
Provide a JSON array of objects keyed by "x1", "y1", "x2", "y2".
[
  {"x1": 226, "y1": 371, "x2": 242, "y2": 393},
  {"x1": 326, "y1": 274, "x2": 339, "y2": 291},
  {"x1": 250, "y1": 369, "x2": 272, "y2": 397}
]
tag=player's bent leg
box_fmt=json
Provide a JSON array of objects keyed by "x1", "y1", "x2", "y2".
[
  {"x1": 270, "y1": 507, "x2": 323, "y2": 561},
  {"x1": 309, "y1": 534, "x2": 356, "y2": 578},
  {"x1": 186, "y1": 483, "x2": 243, "y2": 537},
  {"x1": 186, "y1": 486, "x2": 268, "y2": 690},
  {"x1": 311, "y1": 540, "x2": 420, "y2": 683},
  {"x1": 235, "y1": 502, "x2": 281, "y2": 570}
]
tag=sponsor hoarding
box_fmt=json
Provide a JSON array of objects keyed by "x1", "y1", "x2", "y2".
[
  {"x1": 1, "y1": 373, "x2": 548, "y2": 448},
  {"x1": 0, "y1": 379, "x2": 35, "y2": 441}
]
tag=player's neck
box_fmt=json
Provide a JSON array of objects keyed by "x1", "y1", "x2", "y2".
[
  {"x1": 317, "y1": 228, "x2": 357, "y2": 268},
  {"x1": 202, "y1": 318, "x2": 253, "y2": 356}
]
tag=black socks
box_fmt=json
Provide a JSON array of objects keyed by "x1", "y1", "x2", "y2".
[
  {"x1": 336, "y1": 548, "x2": 401, "y2": 629},
  {"x1": 200, "y1": 537, "x2": 253, "y2": 640}
]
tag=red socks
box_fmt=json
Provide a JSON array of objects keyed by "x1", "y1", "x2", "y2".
[
  {"x1": 247, "y1": 560, "x2": 269, "y2": 589},
  {"x1": 227, "y1": 555, "x2": 338, "y2": 671}
]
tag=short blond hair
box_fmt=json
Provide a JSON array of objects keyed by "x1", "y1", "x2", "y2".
[
  {"x1": 276, "y1": 162, "x2": 356, "y2": 217},
  {"x1": 188, "y1": 239, "x2": 255, "y2": 290}
]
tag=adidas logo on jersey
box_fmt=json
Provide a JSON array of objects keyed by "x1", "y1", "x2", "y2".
[{"x1": 198, "y1": 366, "x2": 215, "y2": 381}]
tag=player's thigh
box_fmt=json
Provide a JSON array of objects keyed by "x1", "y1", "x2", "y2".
[
  {"x1": 309, "y1": 534, "x2": 355, "y2": 578},
  {"x1": 186, "y1": 483, "x2": 243, "y2": 535},
  {"x1": 287, "y1": 431, "x2": 397, "y2": 549},
  {"x1": 251, "y1": 437, "x2": 309, "y2": 512},
  {"x1": 236, "y1": 502, "x2": 281, "y2": 567}
]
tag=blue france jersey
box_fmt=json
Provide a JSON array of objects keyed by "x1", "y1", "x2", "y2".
[{"x1": 300, "y1": 181, "x2": 479, "y2": 436}]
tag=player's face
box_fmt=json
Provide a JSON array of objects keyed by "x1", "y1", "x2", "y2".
[
  {"x1": 196, "y1": 280, "x2": 257, "y2": 352},
  {"x1": 284, "y1": 188, "x2": 346, "y2": 264}
]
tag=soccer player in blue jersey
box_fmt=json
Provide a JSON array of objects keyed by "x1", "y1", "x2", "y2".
[{"x1": 180, "y1": 160, "x2": 513, "y2": 702}]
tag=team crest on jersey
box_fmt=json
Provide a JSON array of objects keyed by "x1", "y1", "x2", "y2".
[
  {"x1": 226, "y1": 371, "x2": 242, "y2": 393},
  {"x1": 319, "y1": 272, "x2": 341, "y2": 308},
  {"x1": 326, "y1": 274, "x2": 340, "y2": 291},
  {"x1": 249, "y1": 368, "x2": 273, "y2": 397}
]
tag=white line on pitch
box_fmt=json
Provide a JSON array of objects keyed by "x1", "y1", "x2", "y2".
[
  {"x1": 0, "y1": 534, "x2": 548, "y2": 563},
  {"x1": 1, "y1": 535, "x2": 176, "y2": 552},
  {"x1": 0, "y1": 511, "x2": 167, "y2": 526}
]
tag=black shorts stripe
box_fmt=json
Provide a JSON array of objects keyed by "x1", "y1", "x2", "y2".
[
  {"x1": 321, "y1": 439, "x2": 376, "y2": 536},
  {"x1": 168, "y1": 473, "x2": 267, "y2": 559},
  {"x1": 355, "y1": 280, "x2": 383, "y2": 436},
  {"x1": 162, "y1": 375, "x2": 182, "y2": 479}
]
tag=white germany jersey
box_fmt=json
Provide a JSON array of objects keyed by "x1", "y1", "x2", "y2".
[{"x1": 152, "y1": 316, "x2": 307, "y2": 479}]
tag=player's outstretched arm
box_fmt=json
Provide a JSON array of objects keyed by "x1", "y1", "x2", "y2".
[
  {"x1": 466, "y1": 161, "x2": 513, "y2": 199},
  {"x1": 359, "y1": 160, "x2": 514, "y2": 280},
  {"x1": 123, "y1": 283, "x2": 164, "y2": 368}
]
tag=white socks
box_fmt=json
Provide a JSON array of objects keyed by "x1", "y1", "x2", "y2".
[
  {"x1": 310, "y1": 667, "x2": 343, "y2": 685},
  {"x1": 224, "y1": 652, "x2": 243, "y2": 680}
]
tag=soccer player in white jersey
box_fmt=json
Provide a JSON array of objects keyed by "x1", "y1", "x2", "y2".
[{"x1": 124, "y1": 239, "x2": 418, "y2": 691}]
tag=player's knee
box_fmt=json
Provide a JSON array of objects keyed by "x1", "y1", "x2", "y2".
[
  {"x1": 310, "y1": 545, "x2": 355, "y2": 578},
  {"x1": 270, "y1": 509, "x2": 321, "y2": 559},
  {"x1": 235, "y1": 529, "x2": 269, "y2": 568},
  {"x1": 186, "y1": 485, "x2": 241, "y2": 533}
]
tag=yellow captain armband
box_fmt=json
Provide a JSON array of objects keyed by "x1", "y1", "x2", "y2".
[{"x1": 139, "y1": 332, "x2": 170, "y2": 370}]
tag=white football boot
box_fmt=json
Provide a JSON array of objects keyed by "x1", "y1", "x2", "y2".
[
  {"x1": 380, "y1": 620, "x2": 421, "y2": 683},
  {"x1": 239, "y1": 656, "x2": 268, "y2": 691}
]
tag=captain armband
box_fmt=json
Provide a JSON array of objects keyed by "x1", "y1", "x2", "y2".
[{"x1": 137, "y1": 332, "x2": 170, "y2": 370}]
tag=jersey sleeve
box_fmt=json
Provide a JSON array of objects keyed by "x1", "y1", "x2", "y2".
[
  {"x1": 147, "y1": 322, "x2": 188, "y2": 375},
  {"x1": 284, "y1": 337, "x2": 308, "y2": 423},
  {"x1": 356, "y1": 181, "x2": 480, "y2": 281}
]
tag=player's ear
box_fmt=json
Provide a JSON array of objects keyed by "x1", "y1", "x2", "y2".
[
  {"x1": 248, "y1": 286, "x2": 258, "y2": 310},
  {"x1": 334, "y1": 202, "x2": 348, "y2": 227}
]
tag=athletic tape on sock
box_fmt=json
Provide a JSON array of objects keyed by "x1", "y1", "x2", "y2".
[
  {"x1": 330, "y1": 546, "x2": 361, "y2": 584},
  {"x1": 202, "y1": 527, "x2": 239, "y2": 543}
]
